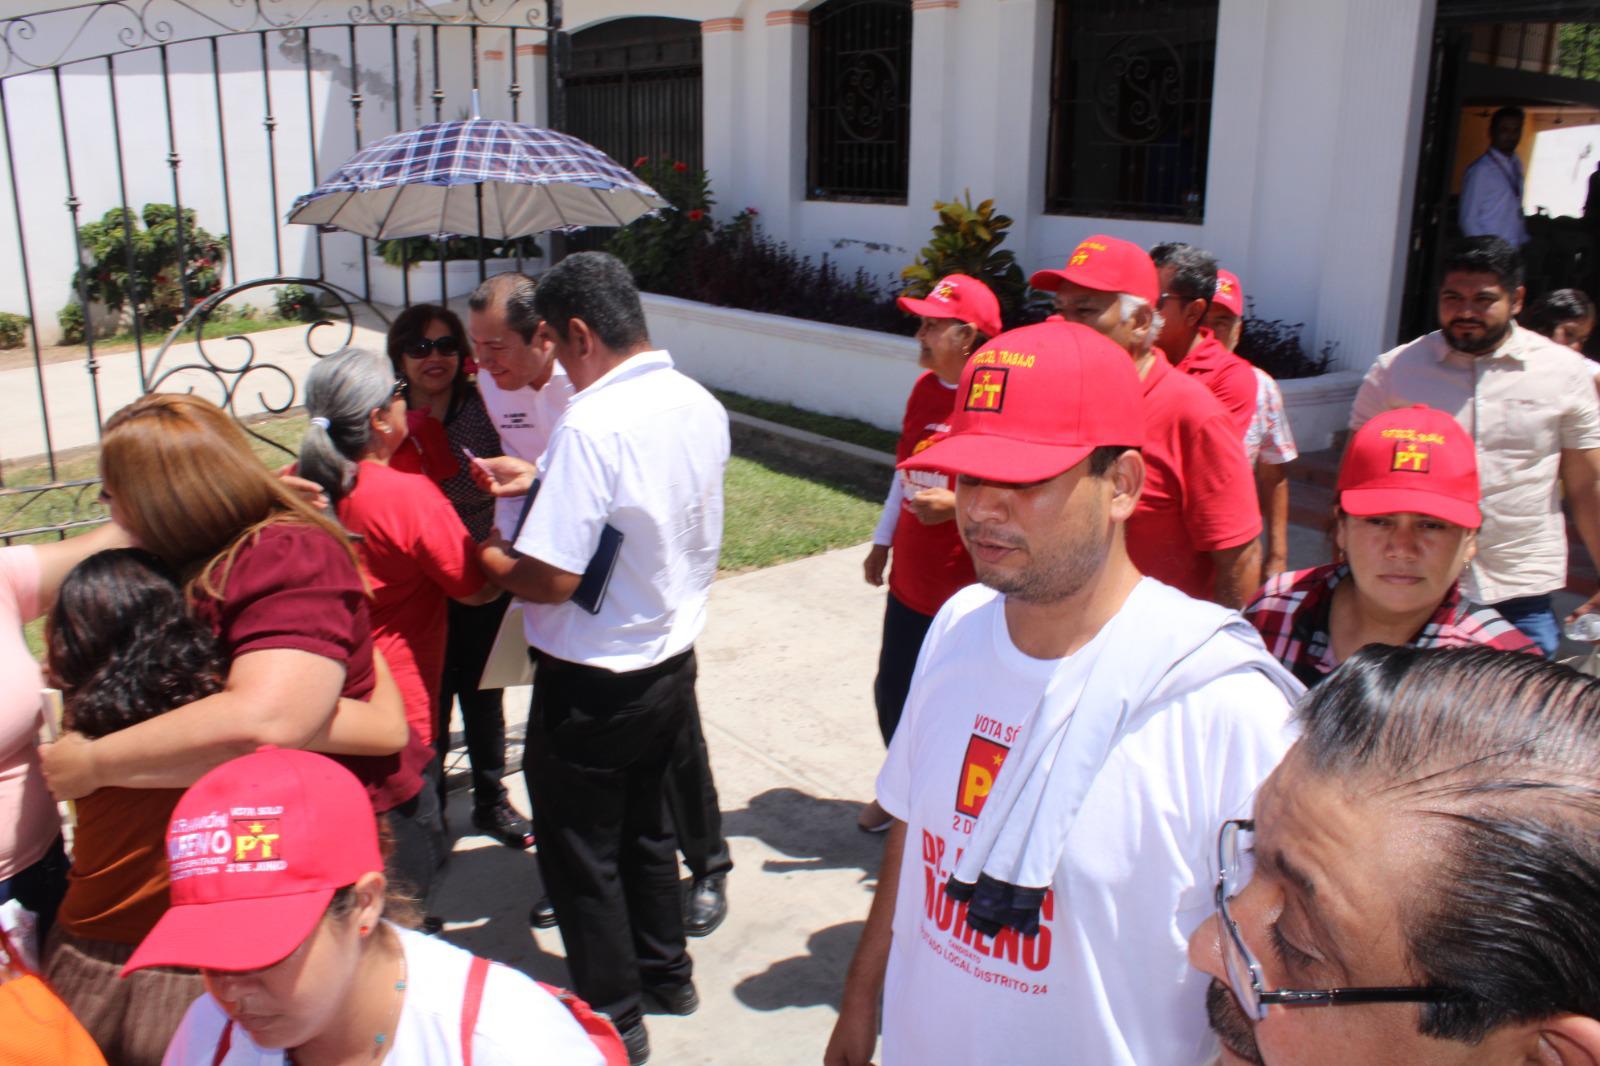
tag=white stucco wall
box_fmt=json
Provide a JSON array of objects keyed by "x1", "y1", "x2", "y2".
[{"x1": 580, "y1": 0, "x2": 1437, "y2": 376}]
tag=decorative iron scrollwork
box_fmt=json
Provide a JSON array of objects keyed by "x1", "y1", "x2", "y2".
[
  {"x1": 836, "y1": 53, "x2": 900, "y2": 143},
  {"x1": 1094, "y1": 34, "x2": 1183, "y2": 146},
  {"x1": 144, "y1": 275, "x2": 391, "y2": 455},
  {"x1": 0, "y1": 0, "x2": 557, "y2": 79}
]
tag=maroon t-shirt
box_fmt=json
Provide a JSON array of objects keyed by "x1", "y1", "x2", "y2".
[{"x1": 190, "y1": 521, "x2": 424, "y2": 812}]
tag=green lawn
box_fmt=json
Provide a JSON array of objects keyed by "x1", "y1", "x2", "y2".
[
  {"x1": 711, "y1": 388, "x2": 898, "y2": 454},
  {"x1": 73, "y1": 313, "x2": 313, "y2": 354},
  {"x1": 8, "y1": 410, "x2": 879, "y2": 655}
]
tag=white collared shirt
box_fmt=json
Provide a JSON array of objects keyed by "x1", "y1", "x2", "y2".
[
  {"x1": 514, "y1": 350, "x2": 729, "y2": 671},
  {"x1": 1351, "y1": 324, "x2": 1600, "y2": 602},
  {"x1": 476, "y1": 365, "x2": 576, "y2": 536},
  {"x1": 1459, "y1": 147, "x2": 1529, "y2": 246}
]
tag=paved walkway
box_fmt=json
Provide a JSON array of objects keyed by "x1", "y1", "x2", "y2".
[
  {"x1": 433, "y1": 544, "x2": 889, "y2": 1066},
  {"x1": 0, "y1": 322, "x2": 387, "y2": 464}
]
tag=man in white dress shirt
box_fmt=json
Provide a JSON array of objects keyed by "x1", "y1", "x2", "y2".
[{"x1": 1459, "y1": 106, "x2": 1529, "y2": 247}]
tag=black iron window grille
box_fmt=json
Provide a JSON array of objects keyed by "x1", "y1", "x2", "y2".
[
  {"x1": 564, "y1": 17, "x2": 704, "y2": 174},
  {"x1": 807, "y1": 0, "x2": 913, "y2": 203},
  {"x1": 1045, "y1": 0, "x2": 1218, "y2": 222}
]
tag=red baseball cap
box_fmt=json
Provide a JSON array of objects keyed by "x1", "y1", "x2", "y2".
[
  {"x1": 1213, "y1": 269, "x2": 1244, "y2": 317},
  {"x1": 1339, "y1": 405, "x2": 1480, "y2": 528},
  {"x1": 900, "y1": 321, "x2": 1143, "y2": 483},
  {"x1": 1029, "y1": 235, "x2": 1161, "y2": 307},
  {"x1": 896, "y1": 274, "x2": 1003, "y2": 339},
  {"x1": 124, "y1": 748, "x2": 383, "y2": 975}
]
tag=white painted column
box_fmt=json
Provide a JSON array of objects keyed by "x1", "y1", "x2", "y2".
[
  {"x1": 525, "y1": 40, "x2": 550, "y2": 128},
  {"x1": 906, "y1": 0, "x2": 960, "y2": 239},
  {"x1": 755, "y1": 8, "x2": 810, "y2": 237},
  {"x1": 986, "y1": 0, "x2": 1052, "y2": 272},
  {"x1": 701, "y1": 16, "x2": 747, "y2": 218},
  {"x1": 1311, "y1": 0, "x2": 1434, "y2": 371}
]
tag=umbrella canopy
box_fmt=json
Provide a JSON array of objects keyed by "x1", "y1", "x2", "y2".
[{"x1": 287, "y1": 120, "x2": 668, "y2": 239}]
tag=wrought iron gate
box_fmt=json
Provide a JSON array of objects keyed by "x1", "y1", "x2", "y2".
[{"x1": 0, "y1": 0, "x2": 565, "y2": 543}]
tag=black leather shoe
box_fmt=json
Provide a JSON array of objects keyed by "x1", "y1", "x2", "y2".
[
  {"x1": 618, "y1": 1020, "x2": 650, "y2": 1065},
  {"x1": 644, "y1": 980, "x2": 699, "y2": 1016},
  {"x1": 529, "y1": 895, "x2": 558, "y2": 929},
  {"x1": 684, "y1": 875, "x2": 727, "y2": 938},
  {"x1": 472, "y1": 801, "x2": 534, "y2": 850}
]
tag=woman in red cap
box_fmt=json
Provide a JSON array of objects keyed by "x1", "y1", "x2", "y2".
[
  {"x1": 137, "y1": 748, "x2": 614, "y2": 1065},
  {"x1": 1246, "y1": 404, "x2": 1537, "y2": 687},
  {"x1": 858, "y1": 274, "x2": 1000, "y2": 832}
]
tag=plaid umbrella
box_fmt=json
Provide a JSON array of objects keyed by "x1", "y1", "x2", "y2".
[{"x1": 287, "y1": 120, "x2": 667, "y2": 239}]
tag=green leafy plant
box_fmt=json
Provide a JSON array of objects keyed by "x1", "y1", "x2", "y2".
[
  {"x1": 901, "y1": 192, "x2": 1041, "y2": 331},
  {"x1": 57, "y1": 302, "x2": 85, "y2": 345},
  {"x1": 605, "y1": 157, "x2": 715, "y2": 294},
  {"x1": 67, "y1": 204, "x2": 228, "y2": 336},
  {"x1": 274, "y1": 284, "x2": 322, "y2": 324},
  {"x1": 374, "y1": 235, "x2": 542, "y2": 269},
  {"x1": 0, "y1": 312, "x2": 29, "y2": 349}
]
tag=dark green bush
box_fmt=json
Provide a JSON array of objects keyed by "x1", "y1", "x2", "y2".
[
  {"x1": 1236, "y1": 303, "x2": 1336, "y2": 381},
  {"x1": 901, "y1": 193, "x2": 1043, "y2": 330},
  {"x1": 374, "y1": 234, "x2": 541, "y2": 269},
  {"x1": 72, "y1": 204, "x2": 228, "y2": 334},
  {"x1": 57, "y1": 303, "x2": 85, "y2": 345},
  {"x1": 274, "y1": 284, "x2": 321, "y2": 323},
  {"x1": 0, "y1": 312, "x2": 29, "y2": 349}
]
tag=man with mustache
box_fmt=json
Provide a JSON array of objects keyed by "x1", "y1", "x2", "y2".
[
  {"x1": 1350, "y1": 236, "x2": 1600, "y2": 655},
  {"x1": 824, "y1": 321, "x2": 1299, "y2": 1066},
  {"x1": 1189, "y1": 644, "x2": 1600, "y2": 1066}
]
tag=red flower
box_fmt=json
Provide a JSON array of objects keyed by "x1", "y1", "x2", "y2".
[
  {"x1": 633, "y1": 155, "x2": 648, "y2": 168},
  {"x1": 687, "y1": 209, "x2": 705, "y2": 222},
  {"x1": 746, "y1": 207, "x2": 759, "y2": 216},
  {"x1": 673, "y1": 161, "x2": 689, "y2": 173},
  {"x1": 155, "y1": 274, "x2": 167, "y2": 284}
]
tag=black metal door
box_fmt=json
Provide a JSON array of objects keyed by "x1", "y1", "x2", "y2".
[{"x1": 561, "y1": 18, "x2": 703, "y2": 173}]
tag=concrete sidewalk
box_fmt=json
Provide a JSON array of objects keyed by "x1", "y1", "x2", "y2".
[{"x1": 432, "y1": 544, "x2": 889, "y2": 1066}]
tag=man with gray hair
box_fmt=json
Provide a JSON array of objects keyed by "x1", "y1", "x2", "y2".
[
  {"x1": 1190, "y1": 644, "x2": 1600, "y2": 1065},
  {"x1": 1149, "y1": 241, "x2": 1259, "y2": 439},
  {"x1": 1033, "y1": 235, "x2": 1263, "y2": 607}
]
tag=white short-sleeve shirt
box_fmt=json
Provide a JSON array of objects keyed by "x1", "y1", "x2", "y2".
[
  {"x1": 875, "y1": 580, "x2": 1296, "y2": 1066},
  {"x1": 514, "y1": 350, "x2": 729, "y2": 671},
  {"x1": 476, "y1": 366, "x2": 576, "y2": 537},
  {"x1": 161, "y1": 926, "x2": 605, "y2": 1065}
]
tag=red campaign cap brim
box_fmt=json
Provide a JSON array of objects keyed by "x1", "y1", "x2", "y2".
[
  {"x1": 1339, "y1": 487, "x2": 1482, "y2": 530},
  {"x1": 1028, "y1": 269, "x2": 1068, "y2": 293},
  {"x1": 896, "y1": 295, "x2": 1001, "y2": 338},
  {"x1": 121, "y1": 887, "x2": 335, "y2": 977},
  {"x1": 899, "y1": 433, "x2": 1097, "y2": 485}
]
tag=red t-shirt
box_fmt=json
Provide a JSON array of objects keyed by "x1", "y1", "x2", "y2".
[
  {"x1": 888, "y1": 372, "x2": 975, "y2": 617},
  {"x1": 190, "y1": 521, "x2": 420, "y2": 813},
  {"x1": 1173, "y1": 328, "x2": 1258, "y2": 441},
  {"x1": 338, "y1": 462, "x2": 487, "y2": 747},
  {"x1": 1125, "y1": 356, "x2": 1262, "y2": 600}
]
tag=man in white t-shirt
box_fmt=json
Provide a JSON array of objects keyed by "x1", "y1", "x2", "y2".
[
  {"x1": 478, "y1": 252, "x2": 730, "y2": 1066},
  {"x1": 825, "y1": 321, "x2": 1302, "y2": 1066},
  {"x1": 467, "y1": 272, "x2": 577, "y2": 538}
]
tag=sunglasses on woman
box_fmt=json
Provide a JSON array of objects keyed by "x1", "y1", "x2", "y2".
[{"x1": 403, "y1": 335, "x2": 462, "y2": 358}]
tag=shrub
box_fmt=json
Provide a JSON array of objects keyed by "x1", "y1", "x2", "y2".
[
  {"x1": 605, "y1": 157, "x2": 714, "y2": 293},
  {"x1": 0, "y1": 312, "x2": 28, "y2": 349},
  {"x1": 901, "y1": 192, "x2": 1043, "y2": 330},
  {"x1": 72, "y1": 203, "x2": 228, "y2": 333},
  {"x1": 57, "y1": 302, "x2": 85, "y2": 345},
  {"x1": 274, "y1": 284, "x2": 321, "y2": 323},
  {"x1": 374, "y1": 235, "x2": 541, "y2": 269},
  {"x1": 1236, "y1": 304, "x2": 1336, "y2": 380}
]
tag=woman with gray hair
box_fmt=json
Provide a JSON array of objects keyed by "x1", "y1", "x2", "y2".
[{"x1": 298, "y1": 348, "x2": 499, "y2": 926}]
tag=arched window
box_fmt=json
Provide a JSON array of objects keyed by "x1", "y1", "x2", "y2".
[
  {"x1": 807, "y1": 0, "x2": 913, "y2": 202},
  {"x1": 1045, "y1": 0, "x2": 1219, "y2": 222}
]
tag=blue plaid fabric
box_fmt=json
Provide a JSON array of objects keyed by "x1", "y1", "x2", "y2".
[
  {"x1": 293, "y1": 120, "x2": 656, "y2": 199},
  {"x1": 287, "y1": 120, "x2": 666, "y2": 238}
]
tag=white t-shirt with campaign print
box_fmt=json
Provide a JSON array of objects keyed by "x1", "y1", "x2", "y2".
[
  {"x1": 875, "y1": 579, "x2": 1296, "y2": 1066},
  {"x1": 476, "y1": 365, "x2": 575, "y2": 537},
  {"x1": 161, "y1": 926, "x2": 604, "y2": 1066}
]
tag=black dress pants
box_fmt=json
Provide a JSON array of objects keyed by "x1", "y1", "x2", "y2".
[
  {"x1": 526, "y1": 647, "x2": 697, "y2": 1032},
  {"x1": 436, "y1": 594, "x2": 512, "y2": 812},
  {"x1": 665, "y1": 695, "x2": 732, "y2": 881}
]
